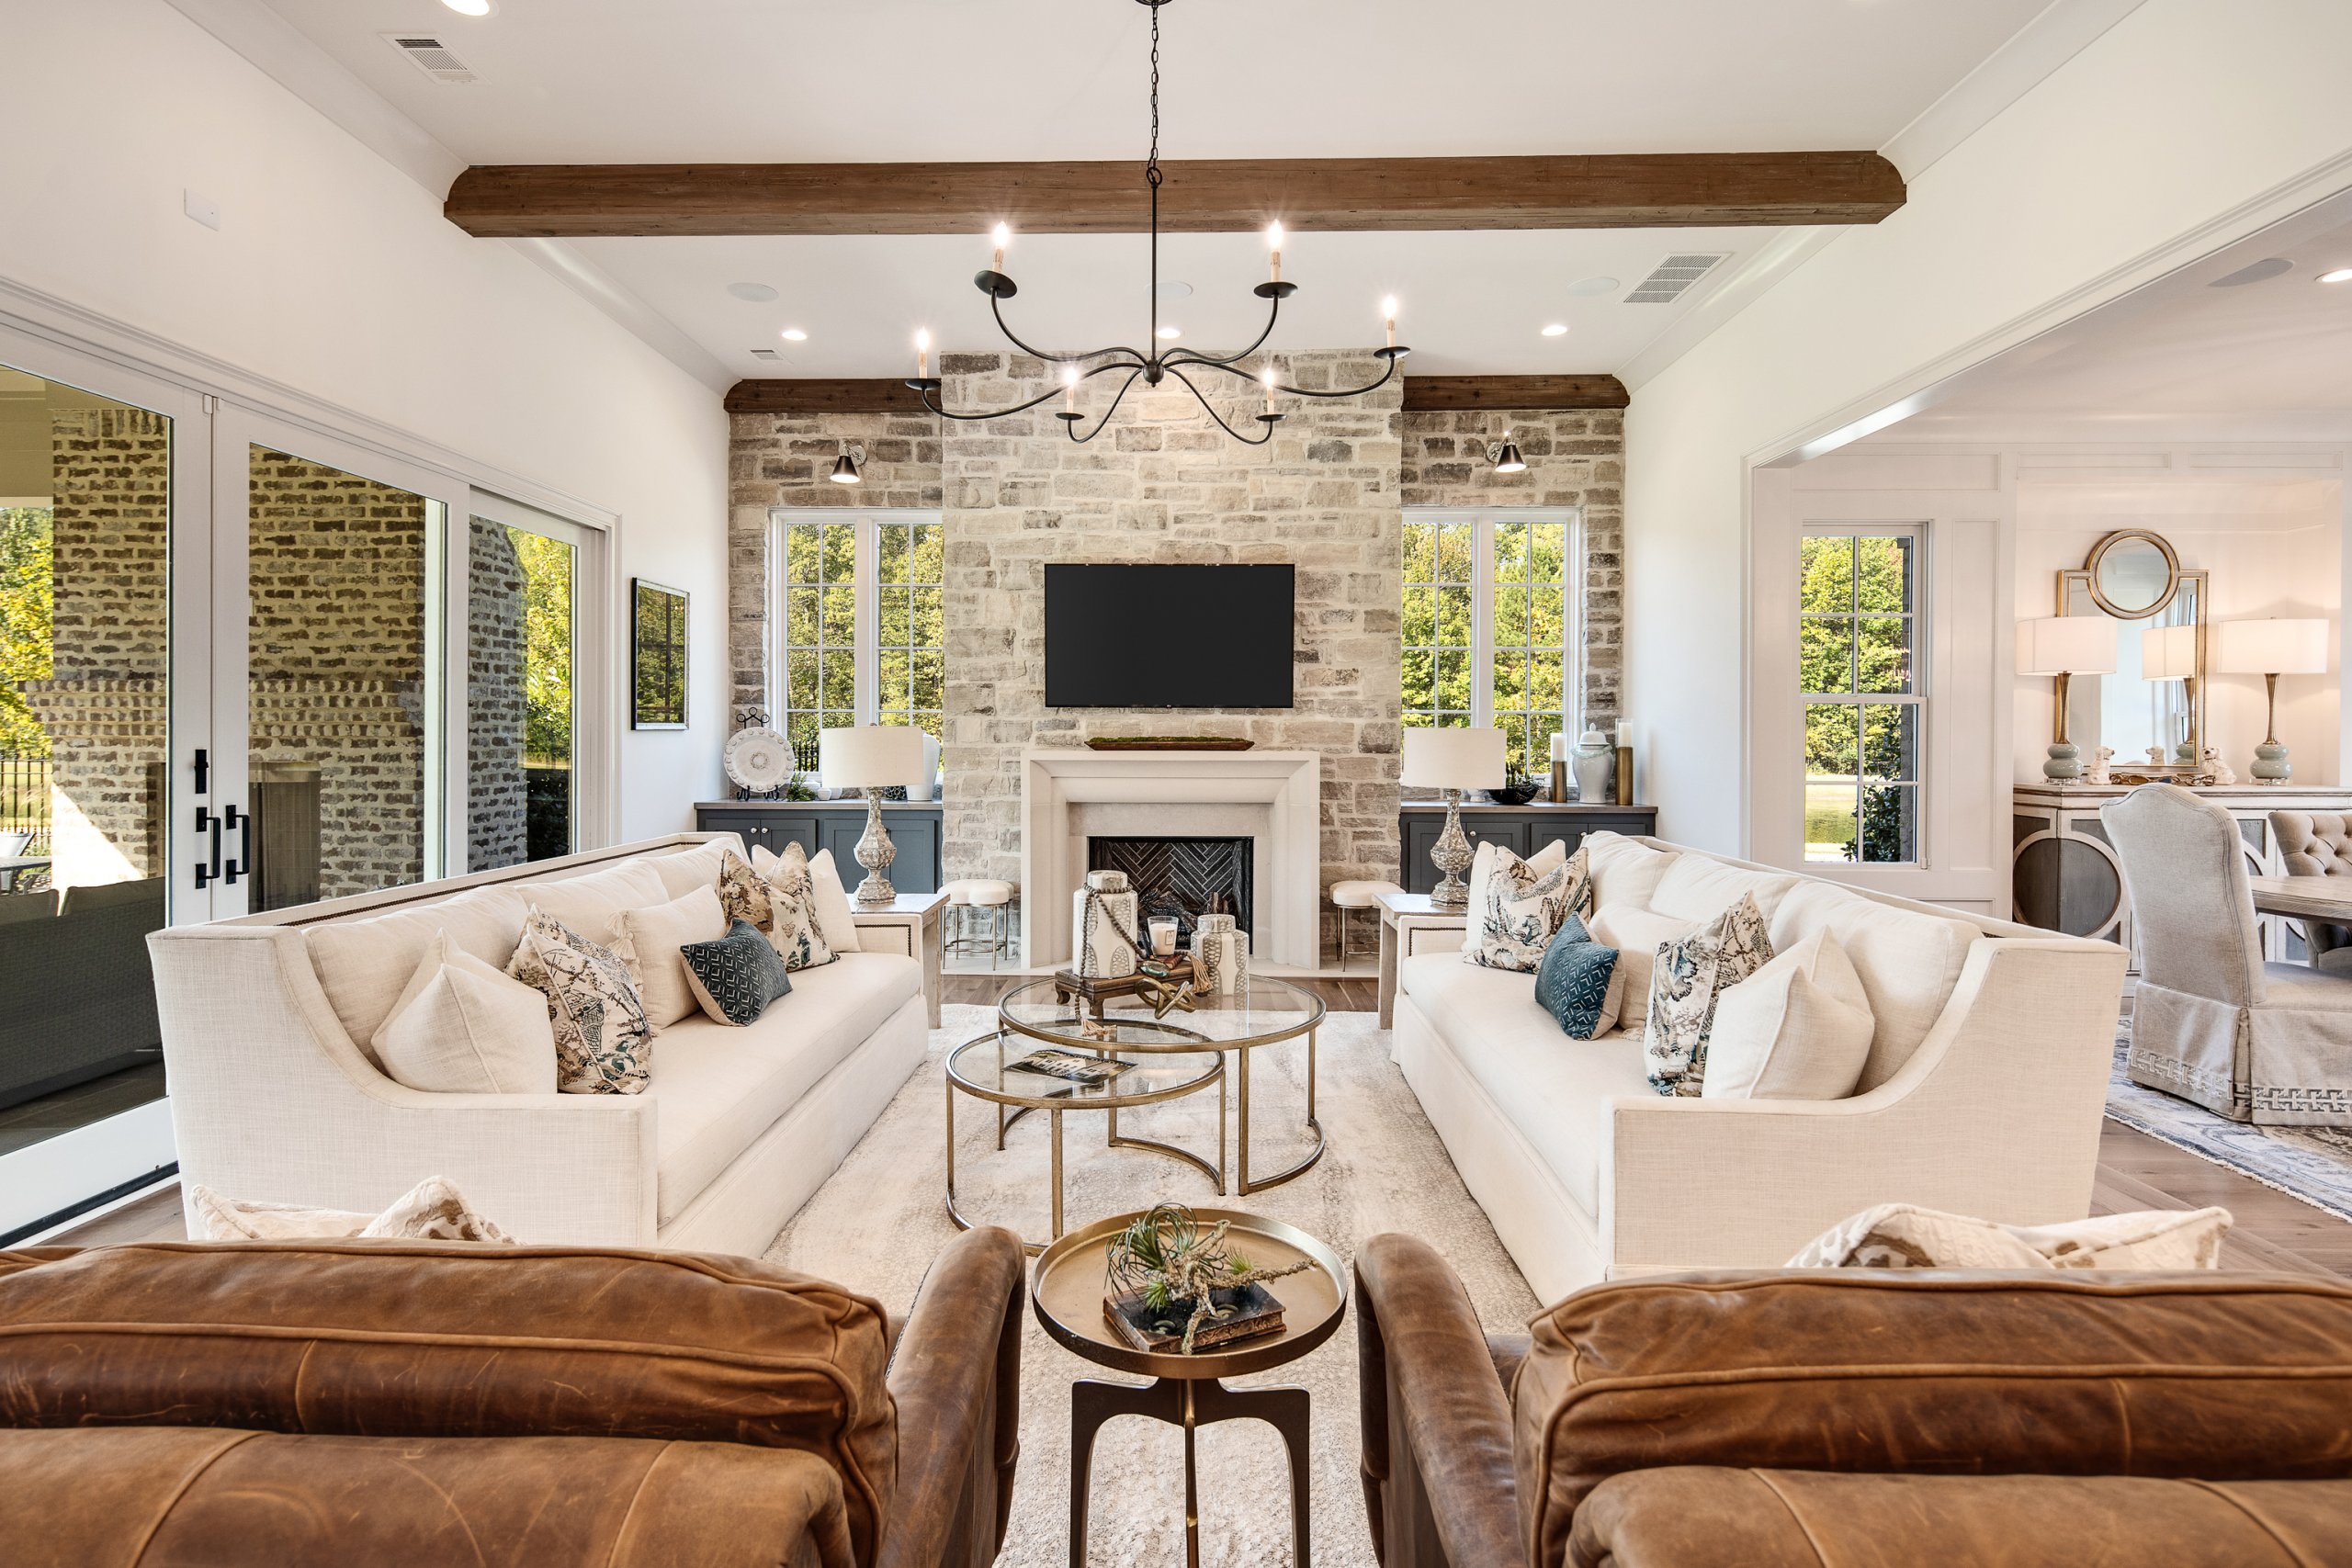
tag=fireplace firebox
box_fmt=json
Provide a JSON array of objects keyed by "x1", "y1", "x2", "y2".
[{"x1": 1087, "y1": 836, "x2": 1253, "y2": 944}]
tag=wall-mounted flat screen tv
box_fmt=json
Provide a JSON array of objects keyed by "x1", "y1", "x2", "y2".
[{"x1": 1045, "y1": 563, "x2": 1295, "y2": 708}]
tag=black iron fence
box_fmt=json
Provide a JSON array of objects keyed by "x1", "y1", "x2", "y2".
[{"x1": 0, "y1": 754, "x2": 50, "y2": 858}]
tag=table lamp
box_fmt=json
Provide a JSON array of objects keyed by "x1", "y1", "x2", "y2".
[
  {"x1": 819, "y1": 725, "x2": 927, "y2": 903},
  {"x1": 2018, "y1": 616, "x2": 2118, "y2": 781},
  {"x1": 1400, "y1": 727, "x2": 1506, "y2": 908},
  {"x1": 2140, "y1": 623, "x2": 2199, "y2": 762},
  {"x1": 2217, "y1": 618, "x2": 2329, "y2": 784}
]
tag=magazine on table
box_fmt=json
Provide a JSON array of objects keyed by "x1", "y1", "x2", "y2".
[{"x1": 1007, "y1": 1049, "x2": 1131, "y2": 1087}]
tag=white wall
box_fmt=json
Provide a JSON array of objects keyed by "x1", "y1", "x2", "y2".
[
  {"x1": 0, "y1": 1, "x2": 730, "y2": 837},
  {"x1": 1623, "y1": 0, "x2": 2352, "y2": 856}
]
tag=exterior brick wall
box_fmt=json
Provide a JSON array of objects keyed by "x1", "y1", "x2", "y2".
[
  {"x1": 468, "y1": 516, "x2": 528, "y2": 870},
  {"x1": 1399, "y1": 408, "x2": 1626, "y2": 732}
]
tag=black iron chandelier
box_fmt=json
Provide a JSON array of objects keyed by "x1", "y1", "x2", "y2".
[{"x1": 904, "y1": 0, "x2": 1409, "y2": 446}]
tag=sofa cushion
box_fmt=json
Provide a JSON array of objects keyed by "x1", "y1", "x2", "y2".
[
  {"x1": 0, "y1": 1239, "x2": 899, "y2": 1568},
  {"x1": 648, "y1": 840, "x2": 736, "y2": 901},
  {"x1": 306, "y1": 886, "x2": 533, "y2": 1061},
  {"x1": 1581, "y1": 833, "x2": 1679, "y2": 913},
  {"x1": 1513, "y1": 1269, "x2": 2352, "y2": 1568},
  {"x1": 372, "y1": 932, "x2": 560, "y2": 1095},
  {"x1": 1586, "y1": 906, "x2": 1697, "y2": 1033},
  {"x1": 1645, "y1": 895, "x2": 1774, "y2": 1096},
  {"x1": 651, "y1": 952, "x2": 922, "y2": 1226},
  {"x1": 525, "y1": 860, "x2": 674, "y2": 945},
  {"x1": 1647, "y1": 856, "x2": 1801, "y2": 928},
  {"x1": 1702, "y1": 930, "x2": 1874, "y2": 1101},
  {"x1": 1769, "y1": 883, "x2": 1981, "y2": 1090},
  {"x1": 612, "y1": 885, "x2": 730, "y2": 1031},
  {"x1": 1400, "y1": 953, "x2": 1653, "y2": 1219}
]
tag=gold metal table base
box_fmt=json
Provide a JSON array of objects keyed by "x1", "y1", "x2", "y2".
[{"x1": 1069, "y1": 1374, "x2": 1311, "y2": 1568}]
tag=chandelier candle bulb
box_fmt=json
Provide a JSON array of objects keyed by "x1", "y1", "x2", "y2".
[
  {"x1": 1064, "y1": 366, "x2": 1080, "y2": 413},
  {"x1": 1267, "y1": 221, "x2": 1283, "y2": 283},
  {"x1": 1262, "y1": 369, "x2": 1275, "y2": 415},
  {"x1": 1383, "y1": 296, "x2": 1398, "y2": 348},
  {"x1": 915, "y1": 328, "x2": 930, "y2": 378},
  {"x1": 990, "y1": 222, "x2": 1010, "y2": 273}
]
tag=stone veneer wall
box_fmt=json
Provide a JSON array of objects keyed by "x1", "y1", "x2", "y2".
[
  {"x1": 468, "y1": 517, "x2": 528, "y2": 870},
  {"x1": 1399, "y1": 407, "x2": 1626, "y2": 733},
  {"x1": 726, "y1": 413, "x2": 943, "y2": 727}
]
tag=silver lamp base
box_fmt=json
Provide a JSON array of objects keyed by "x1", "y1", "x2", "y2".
[
  {"x1": 853, "y1": 787, "x2": 898, "y2": 904},
  {"x1": 1428, "y1": 788, "x2": 1475, "y2": 908}
]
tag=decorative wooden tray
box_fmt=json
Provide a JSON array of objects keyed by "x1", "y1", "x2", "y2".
[{"x1": 1085, "y1": 737, "x2": 1255, "y2": 751}]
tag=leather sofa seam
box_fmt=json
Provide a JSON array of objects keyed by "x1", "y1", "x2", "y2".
[
  {"x1": 130, "y1": 1429, "x2": 263, "y2": 1564},
  {"x1": 2185, "y1": 1479, "x2": 2320, "y2": 1568},
  {"x1": 1750, "y1": 1470, "x2": 1835, "y2": 1568}
]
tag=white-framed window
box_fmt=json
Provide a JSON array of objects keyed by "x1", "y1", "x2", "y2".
[
  {"x1": 1401, "y1": 507, "x2": 1583, "y2": 775},
  {"x1": 1801, "y1": 525, "x2": 1923, "y2": 864},
  {"x1": 767, "y1": 509, "x2": 944, "y2": 762}
]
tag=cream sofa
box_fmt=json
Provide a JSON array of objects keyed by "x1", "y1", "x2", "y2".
[
  {"x1": 1393, "y1": 833, "x2": 2130, "y2": 1303},
  {"x1": 147, "y1": 834, "x2": 927, "y2": 1256}
]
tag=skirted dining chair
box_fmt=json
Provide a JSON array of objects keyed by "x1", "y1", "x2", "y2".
[
  {"x1": 2103, "y1": 784, "x2": 2352, "y2": 1126},
  {"x1": 2269, "y1": 810, "x2": 2352, "y2": 970}
]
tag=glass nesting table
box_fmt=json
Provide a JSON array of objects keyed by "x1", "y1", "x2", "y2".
[{"x1": 944, "y1": 976, "x2": 1328, "y2": 1251}]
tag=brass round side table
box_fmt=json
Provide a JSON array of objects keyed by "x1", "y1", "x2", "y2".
[{"x1": 1034, "y1": 1209, "x2": 1346, "y2": 1568}]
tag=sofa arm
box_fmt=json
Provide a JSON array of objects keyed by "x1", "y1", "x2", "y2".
[
  {"x1": 1356, "y1": 1234, "x2": 1524, "y2": 1568},
  {"x1": 1606, "y1": 938, "x2": 2128, "y2": 1275},
  {"x1": 879, "y1": 1226, "x2": 1025, "y2": 1568}
]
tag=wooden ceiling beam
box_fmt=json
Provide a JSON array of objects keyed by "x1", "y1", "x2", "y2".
[
  {"x1": 1402, "y1": 376, "x2": 1629, "y2": 411},
  {"x1": 447, "y1": 152, "x2": 1903, "y2": 238},
  {"x1": 723, "y1": 378, "x2": 931, "y2": 415}
]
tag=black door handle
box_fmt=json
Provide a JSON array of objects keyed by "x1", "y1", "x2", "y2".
[
  {"x1": 221, "y1": 804, "x2": 251, "y2": 886},
  {"x1": 194, "y1": 806, "x2": 221, "y2": 888}
]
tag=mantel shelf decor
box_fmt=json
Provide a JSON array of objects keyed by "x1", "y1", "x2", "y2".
[
  {"x1": 1084, "y1": 737, "x2": 1257, "y2": 751},
  {"x1": 903, "y1": 0, "x2": 1409, "y2": 446}
]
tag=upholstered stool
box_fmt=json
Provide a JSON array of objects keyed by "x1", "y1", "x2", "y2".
[
  {"x1": 1329, "y1": 879, "x2": 1401, "y2": 973},
  {"x1": 943, "y1": 878, "x2": 1015, "y2": 969}
]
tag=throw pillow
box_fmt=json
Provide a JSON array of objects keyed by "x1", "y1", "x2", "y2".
[
  {"x1": 765, "y1": 882, "x2": 837, "y2": 971},
  {"x1": 1586, "y1": 905, "x2": 1697, "y2": 1033},
  {"x1": 715, "y1": 848, "x2": 773, "y2": 931},
  {"x1": 189, "y1": 1175, "x2": 515, "y2": 1244},
  {"x1": 1701, "y1": 930, "x2": 1875, "y2": 1100},
  {"x1": 755, "y1": 840, "x2": 862, "y2": 953},
  {"x1": 1467, "y1": 843, "x2": 1591, "y2": 973},
  {"x1": 1459, "y1": 837, "x2": 1578, "y2": 953},
  {"x1": 609, "y1": 884, "x2": 729, "y2": 1030},
  {"x1": 506, "y1": 906, "x2": 653, "y2": 1095},
  {"x1": 1644, "y1": 893, "x2": 1773, "y2": 1097},
  {"x1": 1788, "y1": 1202, "x2": 2232, "y2": 1270},
  {"x1": 1532, "y1": 915, "x2": 1624, "y2": 1039},
  {"x1": 680, "y1": 918, "x2": 796, "y2": 1026},
  {"x1": 370, "y1": 933, "x2": 559, "y2": 1096}
]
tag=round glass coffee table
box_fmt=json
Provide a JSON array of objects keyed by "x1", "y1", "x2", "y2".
[
  {"x1": 998, "y1": 974, "x2": 1328, "y2": 1196},
  {"x1": 945, "y1": 1035, "x2": 1223, "y2": 1252}
]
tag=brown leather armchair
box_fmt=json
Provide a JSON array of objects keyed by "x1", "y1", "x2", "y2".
[
  {"x1": 1356, "y1": 1233, "x2": 2352, "y2": 1568},
  {"x1": 0, "y1": 1228, "x2": 1024, "y2": 1568}
]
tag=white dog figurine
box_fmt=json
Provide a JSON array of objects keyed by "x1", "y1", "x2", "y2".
[
  {"x1": 2082, "y1": 746, "x2": 2114, "y2": 785},
  {"x1": 2203, "y1": 748, "x2": 2237, "y2": 786}
]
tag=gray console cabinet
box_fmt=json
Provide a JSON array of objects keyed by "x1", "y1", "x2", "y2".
[
  {"x1": 1396, "y1": 801, "x2": 1658, "y2": 895},
  {"x1": 694, "y1": 801, "x2": 944, "y2": 895}
]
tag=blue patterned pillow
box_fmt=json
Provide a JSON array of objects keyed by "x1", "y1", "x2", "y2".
[
  {"x1": 680, "y1": 919, "x2": 795, "y2": 1026},
  {"x1": 1533, "y1": 915, "x2": 1623, "y2": 1040}
]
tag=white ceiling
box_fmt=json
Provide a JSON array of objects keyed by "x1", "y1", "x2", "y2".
[
  {"x1": 254, "y1": 0, "x2": 2052, "y2": 164},
  {"x1": 228, "y1": 0, "x2": 2067, "y2": 380},
  {"x1": 1883, "y1": 206, "x2": 2352, "y2": 439}
]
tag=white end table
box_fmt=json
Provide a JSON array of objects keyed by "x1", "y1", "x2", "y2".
[
  {"x1": 1375, "y1": 889, "x2": 1470, "y2": 1029},
  {"x1": 851, "y1": 889, "x2": 949, "y2": 1026}
]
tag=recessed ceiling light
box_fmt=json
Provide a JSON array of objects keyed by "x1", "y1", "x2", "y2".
[
  {"x1": 1540, "y1": 323, "x2": 1568, "y2": 337},
  {"x1": 779, "y1": 327, "x2": 808, "y2": 342},
  {"x1": 2321, "y1": 267, "x2": 2352, "y2": 285},
  {"x1": 2210, "y1": 257, "x2": 2293, "y2": 288},
  {"x1": 441, "y1": 0, "x2": 492, "y2": 15},
  {"x1": 1566, "y1": 276, "x2": 1619, "y2": 297},
  {"x1": 727, "y1": 281, "x2": 778, "y2": 302},
  {"x1": 1158, "y1": 281, "x2": 1193, "y2": 300},
  {"x1": 1155, "y1": 325, "x2": 1182, "y2": 340}
]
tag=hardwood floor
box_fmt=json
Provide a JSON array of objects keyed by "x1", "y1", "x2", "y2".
[{"x1": 42, "y1": 978, "x2": 2351, "y2": 1278}]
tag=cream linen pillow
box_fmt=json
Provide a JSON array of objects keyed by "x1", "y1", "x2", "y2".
[
  {"x1": 1702, "y1": 930, "x2": 1875, "y2": 1101},
  {"x1": 1789, "y1": 1202, "x2": 2232, "y2": 1270},
  {"x1": 756, "y1": 841, "x2": 861, "y2": 953},
  {"x1": 1586, "y1": 905, "x2": 1696, "y2": 1033},
  {"x1": 189, "y1": 1175, "x2": 516, "y2": 1244},
  {"x1": 1459, "y1": 837, "x2": 1567, "y2": 953},
  {"x1": 370, "y1": 932, "x2": 558, "y2": 1096},
  {"x1": 610, "y1": 884, "x2": 729, "y2": 1030}
]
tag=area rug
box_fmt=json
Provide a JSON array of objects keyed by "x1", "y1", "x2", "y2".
[
  {"x1": 765, "y1": 1004, "x2": 1539, "y2": 1568},
  {"x1": 2106, "y1": 1017, "x2": 2352, "y2": 1222}
]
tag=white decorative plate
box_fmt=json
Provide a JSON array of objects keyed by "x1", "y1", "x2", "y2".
[{"x1": 723, "y1": 726, "x2": 796, "y2": 792}]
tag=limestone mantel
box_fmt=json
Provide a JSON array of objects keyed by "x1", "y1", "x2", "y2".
[{"x1": 1019, "y1": 749, "x2": 1321, "y2": 971}]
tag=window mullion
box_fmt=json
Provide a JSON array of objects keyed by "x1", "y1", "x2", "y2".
[
  {"x1": 1471, "y1": 514, "x2": 1496, "y2": 729},
  {"x1": 853, "y1": 517, "x2": 877, "y2": 726}
]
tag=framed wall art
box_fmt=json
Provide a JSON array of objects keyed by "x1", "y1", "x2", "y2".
[{"x1": 630, "y1": 578, "x2": 689, "y2": 730}]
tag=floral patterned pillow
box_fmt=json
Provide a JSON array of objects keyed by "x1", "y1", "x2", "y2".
[
  {"x1": 1467, "y1": 842, "x2": 1592, "y2": 973},
  {"x1": 716, "y1": 848, "x2": 773, "y2": 932},
  {"x1": 761, "y1": 839, "x2": 815, "y2": 905},
  {"x1": 1645, "y1": 893, "x2": 1773, "y2": 1096},
  {"x1": 765, "y1": 882, "x2": 837, "y2": 972},
  {"x1": 506, "y1": 906, "x2": 653, "y2": 1095}
]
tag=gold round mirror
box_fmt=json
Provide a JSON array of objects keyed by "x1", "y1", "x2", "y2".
[{"x1": 2084, "y1": 530, "x2": 2181, "y2": 618}]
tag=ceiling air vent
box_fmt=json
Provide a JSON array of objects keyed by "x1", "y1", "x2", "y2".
[
  {"x1": 748, "y1": 347, "x2": 783, "y2": 361},
  {"x1": 1624, "y1": 253, "x2": 1730, "y2": 304},
  {"x1": 383, "y1": 34, "x2": 478, "y2": 85}
]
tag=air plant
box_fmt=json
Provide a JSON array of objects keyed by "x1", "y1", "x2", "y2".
[{"x1": 1104, "y1": 1202, "x2": 1309, "y2": 1354}]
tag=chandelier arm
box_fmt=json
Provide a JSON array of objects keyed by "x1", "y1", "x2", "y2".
[
  {"x1": 912, "y1": 382, "x2": 1077, "y2": 423},
  {"x1": 1165, "y1": 366, "x2": 1276, "y2": 447},
  {"x1": 988, "y1": 292, "x2": 1149, "y2": 370},
  {"x1": 1174, "y1": 349, "x2": 1407, "y2": 400},
  {"x1": 1065, "y1": 366, "x2": 1149, "y2": 444},
  {"x1": 1161, "y1": 293, "x2": 1285, "y2": 370}
]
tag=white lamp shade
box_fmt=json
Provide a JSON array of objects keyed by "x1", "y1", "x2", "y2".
[
  {"x1": 2216, "y1": 617, "x2": 2329, "y2": 676},
  {"x1": 2141, "y1": 624, "x2": 2199, "y2": 681},
  {"x1": 818, "y1": 725, "x2": 924, "y2": 787},
  {"x1": 2016, "y1": 616, "x2": 2118, "y2": 677},
  {"x1": 1399, "y1": 726, "x2": 1506, "y2": 790}
]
